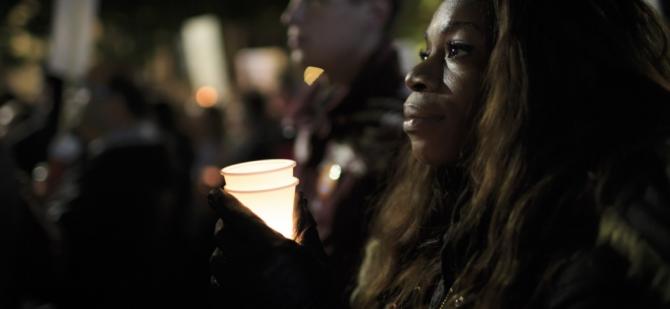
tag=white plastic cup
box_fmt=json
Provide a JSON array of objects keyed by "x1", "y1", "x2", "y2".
[
  {"x1": 223, "y1": 177, "x2": 299, "y2": 239},
  {"x1": 220, "y1": 159, "x2": 296, "y2": 191},
  {"x1": 220, "y1": 159, "x2": 299, "y2": 239}
]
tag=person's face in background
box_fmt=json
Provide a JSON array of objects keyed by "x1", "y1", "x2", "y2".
[
  {"x1": 281, "y1": 0, "x2": 387, "y2": 74},
  {"x1": 404, "y1": 0, "x2": 490, "y2": 166}
]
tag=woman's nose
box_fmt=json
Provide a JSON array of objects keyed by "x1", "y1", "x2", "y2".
[{"x1": 404, "y1": 61, "x2": 440, "y2": 93}]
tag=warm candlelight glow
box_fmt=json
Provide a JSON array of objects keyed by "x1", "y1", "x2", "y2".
[
  {"x1": 224, "y1": 177, "x2": 298, "y2": 239},
  {"x1": 221, "y1": 159, "x2": 295, "y2": 191},
  {"x1": 221, "y1": 159, "x2": 299, "y2": 239}
]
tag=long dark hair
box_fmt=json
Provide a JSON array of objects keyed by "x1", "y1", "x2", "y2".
[
  {"x1": 352, "y1": 144, "x2": 467, "y2": 308},
  {"x1": 354, "y1": 0, "x2": 670, "y2": 308},
  {"x1": 451, "y1": 0, "x2": 670, "y2": 307}
]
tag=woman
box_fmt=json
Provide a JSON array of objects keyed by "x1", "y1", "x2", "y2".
[
  {"x1": 209, "y1": 0, "x2": 670, "y2": 308},
  {"x1": 353, "y1": 0, "x2": 670, "y2": 308}
]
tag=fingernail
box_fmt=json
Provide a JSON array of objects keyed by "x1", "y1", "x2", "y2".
[{"x1": 208, "y1": 188, "x2": 222, "y2": 204}]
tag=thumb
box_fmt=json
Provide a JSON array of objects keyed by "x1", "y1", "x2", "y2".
[
  {"x1": 208, "y1": 188, "x2": 255, "y2": 220},
  {"x1": 293, "y1": 192, "x2": 327, "y2": 261},
  {"x1": 293, "y1": 191, "x2": 315, "y2": 237}
]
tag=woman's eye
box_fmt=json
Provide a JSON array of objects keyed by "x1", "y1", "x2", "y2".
[
  {"x1": 419, "y1": 49, "x2": 430, "y2": 61},
  {"x1": 446, "y1": 42, "x2": 474, "y2": 59}
]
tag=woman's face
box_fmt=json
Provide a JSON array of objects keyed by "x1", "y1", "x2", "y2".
[{"x1": 404, "y1": 0, "x2": 490, "y2": 165}]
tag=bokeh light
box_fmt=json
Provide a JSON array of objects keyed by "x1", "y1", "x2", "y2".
[
  {"x1": 303, "y1": 66, "x2": 324, "y2": 86},
  {"x1": 195, "y1": 86, "x2": 218, "y2": 108}
]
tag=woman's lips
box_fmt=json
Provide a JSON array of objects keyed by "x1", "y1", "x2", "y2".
[
  {"x1": 403, "y1": 104, "x2": 445, "y2": 133},
  {"x1": 403, "y1": 117, "x2": 445, "y2": 132}
]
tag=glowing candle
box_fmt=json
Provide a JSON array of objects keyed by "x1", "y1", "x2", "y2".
[{"x1": 220, "y1": 159, "x2": 299, "y2": 238}]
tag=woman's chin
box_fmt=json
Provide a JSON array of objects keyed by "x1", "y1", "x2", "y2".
[{"x1": 409, "y1": 140, "x2": 455, "y2": 167}]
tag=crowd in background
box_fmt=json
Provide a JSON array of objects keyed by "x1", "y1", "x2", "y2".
[
  {"x1": 0, "y1": 63, "x2": 296, "y2": 307},
  {"x1": 0, "y1": 0, "x2": 419, "y2": 306}
]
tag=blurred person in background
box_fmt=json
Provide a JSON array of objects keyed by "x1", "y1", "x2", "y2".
[
  {"x1": 0, "y1": 66, "x2": 65, "y2": 308},
  {"x1": 214, "y1": 0, "x2": 407, "y2": 305},
  {"x1": 0, "y1": 137, "x2": 56, "y2": 309},
  {"x1": 4, "y1": 73, "x2": 64, "y2": 176},
  {"x1": 191, "y1": 107, "x2": 226, "y2": 188},
  {"x1": 210, "y1": 0, "x2": 408, "y2": 304},
  {"x1": 222, "y1": 91, "x2": 285, "y2": 165},
  {"x1": 0, "y1": 138, "x2": 23, "y2": 308},
  {"x1": 152, "y1": 100, "x2": 195, "y2": 212},
  {"x1": 47, "y1": 72, "x2": 187, "y2": 308}
]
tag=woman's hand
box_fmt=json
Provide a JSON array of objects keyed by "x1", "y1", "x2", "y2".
[
  {"x1": 208, "y1": 188, "x2": 332, "y2": 308},
  {"x1": 209, "y1": 188, "x2": 290, "y2": 260}
]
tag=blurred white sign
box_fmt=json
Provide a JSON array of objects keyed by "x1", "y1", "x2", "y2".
[
  {"x1": 235, "y1": 48, "x2": 288, "y2": 95},
  {"x1": 181, "y1": 15, "x2": 231, "y2": 105},
  {"x1": 48, "y1": 0, "x2": 99, "y2": 80},
  {"x1": 394, "y1": 38, "x2": 420, "y2": 76}
]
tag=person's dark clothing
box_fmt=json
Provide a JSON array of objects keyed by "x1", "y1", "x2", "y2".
[
  {"x1": 223, "y1": 91, "x2": 286, "y2": 165},
  {"x1": 6, "y1": 75, "x2": 64, "y2": 174},
  {"x1": 52, "y1": 126, "x2": 186, "y2": 308},
  {"x1": 294, "y1": 41, "x2": 406, "y2": 306},
  {"x1": 0, "y1": 140, "x2": 21, "y2": 308},
  {"x1": 1, "y1": 139, "x2": 60, "y2": 308}
]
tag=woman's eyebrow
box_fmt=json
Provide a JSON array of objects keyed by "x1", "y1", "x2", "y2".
[
  {"x1": 441, "y1": 21, "x2": 482, "y2": 34},
  {"x1": 422, "y1": 21, "x2": 482, "y2": 42}
]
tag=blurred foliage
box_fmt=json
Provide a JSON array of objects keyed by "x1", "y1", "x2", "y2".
[
  {"x1": 394, "y1": 0, "x2": 441, "y2": 40},
  {"x1": 1, "y1": 0, "x2": 52, "y2": 67},
  {"x1": 94, "y1": 0, "x2": 439, "y2": 66},
  {"x1": 1, "y1": 0, "x2": 292, "y2": 68},
  {"x1": 0, "y1": 0, "x2": 440, "y2": 74},
  {"x1": 96, "y1": 0, "x2": 291, "y2": 66}
]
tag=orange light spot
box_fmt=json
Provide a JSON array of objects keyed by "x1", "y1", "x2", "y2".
[
  {"x1": 201, "y1": 166, "x2": 223, "y2": 188},
  {"x1": 195, "y1": 86, "x2": 218, "y2": 108},
  {"x1": 303, "y1": 66, "x2": 324, "y2": 86}
]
